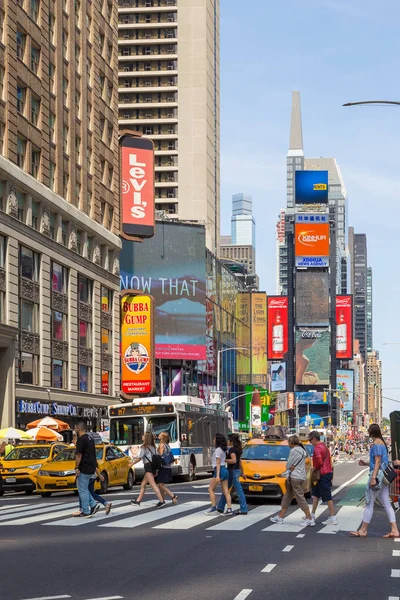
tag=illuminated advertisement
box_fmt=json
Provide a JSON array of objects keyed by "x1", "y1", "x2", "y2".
[
  {"x1": 236, "y1": 293, "x2": 250, "y2": 381},
  {"x1": 267, "y1": 296, "x2": 288, "y2": 360},
  {"x1": 121, "y1": 293, "x2": 155, "y2": 396},
  {"x1": 120, "y1": 222, "x2": 206, "y2": 360},
  {"x1": 295, "y1": 328, "x2": 330, "y2": 386},
  {"x1": 252, "y1": 293, "x2": 267, "y2": 386},
  {"x1": 337, "y1": 369, "x2": 354, "y2": 412},
  {"x1": 270, "y1": 362, "x2": 287, "y2": 392},
  {"x1": 295, "y1": 170, "x2": 329, "y2": 204},
  {"x1": 120, "y1": 134, "x2": 155, "y2": 239},
  {"x1": 295, "y1": 223, "x2": 330, "y2": 262},
  {"x1": 295, "y1": 391, "x2": 327, "y2": 404},
  {"x1": 295, "y1": 271, "x2": 329, "y2": 327},
  {"x1": 336, "y1": 295, "x2": 353, "y2": 359}
]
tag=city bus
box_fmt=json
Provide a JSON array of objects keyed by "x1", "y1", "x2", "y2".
[{"x1": 108, "y1": 396, "x2": 232, "y2": 481}]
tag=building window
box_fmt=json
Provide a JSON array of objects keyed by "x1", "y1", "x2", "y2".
[
  {"x1": 52, "y1": 310, "x2": 67, "y2": 341},
  {"x1": 100, "y1": 201, "x2": 105, "y2": 225},
  {"x1": 52, "y1": 359, "x2": 67, "y2": 389},
  {"x1": 101, "y1": 286, "x2": 112, "y2": 312},
  {"x1": 49, "y1": 62, "x2": 55, "y2": 94},
  {"x1": 49, "y1": 13, "x2": 55, "y2": 45},
  {"x1": 31, "y1": 95, "x2": 40, "y2": 126},
  {"x1": 17, "y1": 85, "x2": 26, "y2": 114},
  {"x1": 75, "y1": 182, "x2": 81, "y2": 207},
  {"x1": 17, "y1": 190, "x2": 25, "y2": 222},
  {"x1": 62, "y1": 173, "x2": 69, "y2": 197},
  {"x1": 18, "y1": 352, "x2": 39, "y2": 385},
  {"x1": 30, "y1": 0, "x2": 40, "y2": 22},
  {"x1": 79, "y1": 364, "x2": 91, "y2": 393},
  {"x1": 0, "y1": 235, "x2": 4, "y2": 322},
  {"x1": 87, "y1": 102, "x2": 92, "y2": 129},
  {"x1": 75, "y1": 44, "x2": 81, "y2": 73},
  {"x1": 86, "y1": 59, "x2": 92, "y2": 86},
  {"x1": 62, "y1": 29, "x2": 68, "y2": 60},
  {"x1": 102, "y1": 370, "x2": 110, "y2": 395},
  {"x1": 49, "y1": 213, "x2": 55, "y2": 239},
  {"x1": 20, "y1": 246, "x2": 40, "y2": 281},
  {"x1": 78, "y1": 275, "x2": 92, "y2": 304},
  {"x1": 107, "y1": 206, "x2": 113, "y2": 229},
  {"x1": 75, "y1": 90, "x2": 81, "y2": 118},
  {"x1": 74, "y1": 0, "x2": 80, "y2": 22},
  {"x1": 61, "y1": 220, "x2": 67, "y2": 246},
  {"x1": 0, "y1": 10, "x2": 4, "y2": 45},
  {"x1": 31, "y1": 147, "x2": 40, "y2": 178},
  {"x1": 76, "y1": 230, "x2": 82, "y2": 253},
  {"x1": 75, "y1": 136, "x2": 81, "y2": 163},
  {"x1": 32, "y1": 200, "x2": 39, "y2": 230},
  {"x1": 49, "y1": 112, "x2": 55, "y2": 143},
  {"x1": 31, "y1": 43, "x2": 40, "y2": 74},
  {"x1": 49, "y1": 161, "x2": 56, "y2": 190},
  {"x1": 17, "y1": 136, "x2": 26, "y2": 168},
  {"x1": 62, "y1": 77, "x2": 68, "y2": 105},
  {"x1": 63, "y1": 124, "x2": 68, "y2": 153},
  {"x1": 16, "y1": 30, "x2": 26, "y2": 61},
  {"x1": 86, "y1": 236, "x2": 92, "y2": 259},
  {"x1": 52, "y1": 262, "x2": 68, "y2": 293},
  {"x1": 101, "y1": 328, "x2": 109, "y2": 353},
  {"x1": 79, "y1": 320, "x2": 91, "y2": 348},
  {"x1": 21, "y1": 299, "x2": 39, "y2": 332},
  {"x1": 86, "y1": 146, "x2": 92, "y2": 172}
]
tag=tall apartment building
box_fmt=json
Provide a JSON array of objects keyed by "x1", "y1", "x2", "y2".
[
  {"x1": 117, "y1": 0, "x2": 220, "y2": 251},
  {"x1": 276, "y1": 208, "x2": 286, "y2": 294},
  {"x1": 0, "y1": 0, "x2": 122, "y2": 428},
  {"x1": 367, "y1": 350, "x2": 382, "y2": 424},
  {"x1": 367, "y1": 266, "x2": 373, "y2": 352},
  {"x1": 349, "y1": 228, "x2": 368, "y2": 360}
]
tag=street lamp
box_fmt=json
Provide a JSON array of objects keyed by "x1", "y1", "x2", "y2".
[
  {"x1": 216, "y1": 347, "x2": 249, "y2": 395},
  {"x1": 343, "y1": 100, "x2": 400, "y2": 107},
  {"x1": 155, "y1": 361, "x2": 164, "y2": 399}
]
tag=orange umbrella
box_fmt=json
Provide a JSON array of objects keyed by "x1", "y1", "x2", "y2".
[
  {"x1": 26, "y1": 416, "x2": 69, "y2": 431},
  {"x1": 26, "y1": 426, "x2": 64, "y2": 441}
]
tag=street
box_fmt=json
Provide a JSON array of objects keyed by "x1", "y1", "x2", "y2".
[{"x1": 1, "y1": 459, "x2": 399, "y2": 600}]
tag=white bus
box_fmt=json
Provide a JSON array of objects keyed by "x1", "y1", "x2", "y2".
[{"x1": 108, "y1": 396, "x2": 232, "y2": 481}]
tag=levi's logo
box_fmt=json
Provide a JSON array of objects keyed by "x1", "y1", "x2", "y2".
[{"x1": 122, "y1": 153, "x2": 148, "y2": 220}]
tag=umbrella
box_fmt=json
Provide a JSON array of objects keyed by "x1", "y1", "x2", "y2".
[
  {"x1": 0, "y1": 427, "x2": 32, "y2": 440},
  {"x1": 26, "y1": 426, "x2": 64, "y2": 442},
  {"x1": 26, "y1": 417, "x2": 69, "y2": 431}
]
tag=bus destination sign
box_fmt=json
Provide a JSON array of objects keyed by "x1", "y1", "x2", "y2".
[{"x1": 109, "y1": 404, "x2": 174, "y2": 417}]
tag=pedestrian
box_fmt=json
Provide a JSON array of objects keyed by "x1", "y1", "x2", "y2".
[
  {"x1": 270, "y1": 435, "x2": 315, "y2": 527},
  {"x1": 156, "y1": 431, "x2": 178, "y2": 504},
  {"x1": 217, "y1": 433, "x2": 248, "y2": 515},
  {"x1": 5, "y1": 439, "x2": 14, "y2": 456},
  {"x1": 0, "y1": 441, "x2": 6, "y2": 457},
  {"x1": 74, "y1": 422, "x2": 98, "y2": 518},
  {"x1": 350, "y1": 424, "x2": 399, "y2": 538},
  {"x1": 89, "y1": 467, "x2": 112, "y2": 515},
  {"x1": 130, "y1": 432, "x2": 166, "y2": 508},
  {"x1": 206, "y1": 433, "x2": 232, "y2": 515},
  {"x1": 308, "y1": 430, "x2": 337, "y2": 525}
]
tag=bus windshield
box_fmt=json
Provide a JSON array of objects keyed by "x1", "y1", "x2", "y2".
[
  {"x1": 110, "y1": 417, "x2": 144, "y2": 446},
  {"x1": 148, "y1": 416, "x2": 177, "y2": 442}
]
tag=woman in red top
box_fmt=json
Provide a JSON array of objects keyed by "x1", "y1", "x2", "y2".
[{"x1": 308, "y1": 431, "x2": 337, "y2": 526}]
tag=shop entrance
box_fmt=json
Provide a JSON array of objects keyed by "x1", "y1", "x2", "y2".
[{"x1": 0, "y1": 324, "x2": 18, "y2": 428}]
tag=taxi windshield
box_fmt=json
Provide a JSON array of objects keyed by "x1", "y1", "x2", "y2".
[
  {"x1": 4, "y1": 447, "x2": 51, "y2": 461},
  {"x1": 242, "y1": 444, "x2": 290, "y2": 461},
  {"x1": 53, "y1": 448, "x2": 103, "y2": 462}
]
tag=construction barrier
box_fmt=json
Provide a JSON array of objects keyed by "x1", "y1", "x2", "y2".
[{"x1": 389, "y1": 465, "x2": 400, "y2": 504}]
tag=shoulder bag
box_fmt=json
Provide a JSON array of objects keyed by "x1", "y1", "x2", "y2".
[
  {"x1": 161, "y1": 443, "x2": 175, "y2": 466},
  {"x1": 382, "y1": 463, "x2": 397, "y2": 486}
]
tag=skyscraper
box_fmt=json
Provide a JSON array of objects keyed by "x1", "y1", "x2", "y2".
[
  {"x1": 349, "y1": 229, "x2": 368, "y2": 360},
  {"x1": 367, "y1": 266, "x2": 373, "y2": 352},
  {"x1": 117, "y1": 0, "x2": 220, "y2": 251},
  {"x1": 220, "y1": 193, "x2": 257, "y2": 282}
]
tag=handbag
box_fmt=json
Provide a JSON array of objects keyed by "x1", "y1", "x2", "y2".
[
  {"x1": 382, "y1": 463, "x2": 397, "y2": 486},
  {"x1": 161, "y1": 443, "x2": 175, "y2": 466}
]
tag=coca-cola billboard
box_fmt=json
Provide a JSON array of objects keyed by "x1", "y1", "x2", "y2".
[
  {"x1": 336, "y1": 295, "x2": 353, "y2": 359},
  {"x1": 267, "y1": 296, "x2": 288, "y2": 360},
  {"x1": 295, "y1": 328, "x2": 330, "y2": 386}
]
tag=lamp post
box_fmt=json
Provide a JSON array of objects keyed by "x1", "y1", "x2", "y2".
[
  {"x1": 216, "y1": 347, "x2": 249, "y2": 394},
  {"x1": 343, "y1": 100, "x2": 400, "y2": 107},
  {"x1": 155, "y1": 361, "x2": 164, "y2": 399}
]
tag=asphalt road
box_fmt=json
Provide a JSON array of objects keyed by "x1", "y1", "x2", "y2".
[{"x1": 1, "y1": 457, "x2": 399, "y2": 600}]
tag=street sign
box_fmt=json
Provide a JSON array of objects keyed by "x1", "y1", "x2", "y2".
[{"x1": 210, "y1": 391, "x2": 221, "y2": 405}]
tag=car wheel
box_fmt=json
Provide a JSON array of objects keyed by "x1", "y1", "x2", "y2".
[
  {"x1": 123, "y1": 469, "x2": 135, "y2": 490},
  {"x1": 25, "y1": 489, "x2": 34, "y2": 495},
  {"x1": 41, "y1": 492, "x2": 52, "y2": 497},
  {"x1": 100, "y1": 472, "x2": 109, "y2": 494}
]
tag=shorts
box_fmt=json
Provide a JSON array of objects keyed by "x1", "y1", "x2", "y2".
[
  {"x1": 312, "y1": 472, "x2": 333, "y2": 502},
  {"x1": 212, "y1": 466, "x2": 229, "y2": 481},
  {"x1": 156, "y1": 467, "x2": 172, "y2": 484},
  {"x1": 144, "y1": 463, "x2": 154, "y2": 474}
]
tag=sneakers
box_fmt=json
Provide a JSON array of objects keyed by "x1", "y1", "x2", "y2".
[
  {"x1": 217, "y1": 508, "x2": 224, "y2": 514},
  {"x1": 105, "y1": 503, "x2": 112, "y2": 516},
  {"x1": 205, "y1": 506, "x2": 218, "y2": 514},
  {"x1": 303, "y1": 518, "x2": 316, "y2": 527},
  {"x1": 222, "y1": 508, "x2": 234, "y2": 516},
  {"x1": 234, "y1": 510, "x2": 248, "y2": 515},
  {"x1": 322, "y1": 516, "x2": 338, "y2": 526},
  {"x1": 130, "y1": 499, "x2": 140, "y2": 506},
  {"x1": 155, "y1": 501, "x2": 166, "y2": 509},
  {"x1": 91, "y1": 504, "x2": 101, "y2": 515},
  {"x1": 270, "y1": 516, "x2": 284, "y2": 524},
  {"x1": 302, "y1": 513, "x2": 316, "y2": 521}
]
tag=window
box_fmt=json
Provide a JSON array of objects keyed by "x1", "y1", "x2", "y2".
[
  {"x1": 17, "y1": 85, "x2": 26, "y2": 114},
  {"x1": 79, "y1": 365, "x2": 91, "y2": 393},
  {"x1": 52, "y1": 359, "x2": 67, "y2": 389},
  {"x1": 52, "y1": 262, "x2": 68, "y2": 293},
  {"x1": 87, "y1": 102, "x2": 92, "y2": 129},
  {"x1": 86, "y1": 59, "x2": 92, "y2": 86},
  {"x1": 63, "y1": 124, "x2": 68, "y2": 153},
  {"x1": 62, "y1": 173, "x2": 69, "y2": 197},
  {"x1": 100, "y1": 201, "x2": 105, "y2": 224},
  {"x1": 21, "y1": 299, "x2": 39, "y2": 332},
  {"x1": 101, "y1": 287, "x2": 112, "y2": 312},
  {"x1": 52, "y1": 311, "x2": 67, "y2": 341},
  {"x1": 101, "y1": 370, "x2": 110, "y2": 395},
  {"x1": 101, "y1": 328, "x2": 109, "y2": 353},
  {"x1": 79, "y1": 320, "x2": 92, "y2": 348},
  {"x1": 107, "y1": 206, "x2": 113, "y2": 229},
  {"x1": 76, "y1": 229, "x2": 82, "y2": 253},
  {"x1": 31, "y1": 43, "x2": 40, "y2": 74},
  {"x1": 107, "y1": 123, "x2": 113, "y2": 146},
  {"x1": 0, "y1": 66, "x2": 4, "y2": 101},
  {"x1": 62, "y1": 29, "x2": 68, "y2": 60},
  {"x1": 74, "y1": 0, "x2": 80, "y2": 22},
  {"x1": 75, "y1": 44, "x2": 81, "y2": 73},
  {"x1": 107, "y1": 83, "x2": 113, "y2": 103},
  {"x1": 62, "y1": 77, "x2": 68, "y2": 105},
  {"x1": 86, "y1": 146, "x2": 92, "y2": 172},
  {"x1": 16, "y1": 190, "x2": 25, "y2": 222},
  {"x1": 61, "y1": 220, "x2": 67, "y2": 246},
  {"x1": 30, "y1": 0, "x2": 40, "y2": 22},
  {"x1": 75, "y1": 182, "x2": 81, "y2": 207},
  {"x1": 99, "y1": 116, "x2": 105, "y2": 140},
  {"x1": 85, "y1": 236, "x2": 92, "y2": 259},
  {"x1": 99, "y1": 33, "x2": 105, "y2": 53},
  {"x1": 31, "y1": 95, "x2": 40, "y2": 126},
  {"x1": 16, "y1": 30, "x2": 26, "y2": 61},
  {"x1": 20, "y1": 246, "x2": 39, "y2": 281},
  {"x1": 78, "y1": 275, "x2": 92, "y2": 303},
  {"x1": 0, "y1": 9, "x2": 4, "y2": 45},
  {"x1": 75, "y1": 90, "x2": 81, "y2": 118},
  {"x1": 49, "y1": 112, "x2": 55, "y2": 143},
  {"x1": 17, "y1": 136, "x2": 26, "y2": 168},
  {"x1": 0, "y1": 235, "x2": 4, "y2": 322},
  {"x1": 75, "y1": 136, "x2": 81, "y2": 163},
  {"x1": 32, "y1": 201, "x2": 39, "y2": 230},
  {"x1": 49, "y1": 213, "x2": 55, "y2": 239},
  {"x1": 49, "y1": 13, "x2": 55, "y2": 44},
  {"x1": 107, "y1": 43, "x2": 112, "y2": 62},
  {"x1": 49, "y1": 161, "x2": 56, "y2": 190},
  {"x1": 18, "y1": 352, "x2": 39, "y2": 385},
  {"x1": 31, "y1": 147, "x2": 40, "y2": 178}
]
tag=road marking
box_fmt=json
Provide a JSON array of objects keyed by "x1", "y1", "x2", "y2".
[
  {"x1": 0, "y1": 502, "x2": 60, "y2": 518},
  {"x1": 1, "y1": 506, "x2": 85, "y2": 526},
  {"x1": 282, "y1": 545, "x2": 294, "y2": 552},
  {"x1": 296, "y1": 534, "x2": 305, "y2": 538},
  {"x1": 192, "y1": 484, "x2": 209, "y2": 488},
  {"x1": 233, "y1": 590, "x2": 252, "y2": 600},
  {"x1": 262, "y1": 507, "x2": 327, "y2": 533},
  {"x1": 207, "y1": 506, "x2": 278, "y2": 531},
  {"x1": 393, "y1": 550, "x2": 400, "y2": 557},
  {"x1": 154, "y1": 506, "x2": 222, "y2": 530},
  {"x1": 85, "y1": 597, "x2": 123, "y2": 600},
  {"x1": 0, "y1": 502, "x2": 69, "y2": 524},
  {"x1": 395, "y1": 538, "x2": 400, "y2": 543},
  {"x1": 45, "y1": 500, "x2": 132, "y2": 527},
  {"x1": 0, "y1": 504, "x2": 26, "y2": 512},
  {"x1": 392, "y1": 570, "x2": 400, "y2": 578},
  {"x1": 318, "y1": 506, "x2": 364, "y2": 535},
  {"x1": 100, "y1": 501, "x2": 208, "y2": 529},
  {"x1": 332, "y1": 468, "x2": 369, "y2": 497},
  {"x1": 388, "y1": 596, "x2": 400, "y2": 600},
  {"x1": 261, "y1": 564, "x2": 276, "y2": 573},
  {"x1": 20, "y1": 596, "x2": 71, "y2": 600}
]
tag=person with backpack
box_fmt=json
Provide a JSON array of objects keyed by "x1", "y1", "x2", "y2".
[
  {"x1": 217, "y1": 433, "x2": 248, "y2": 515},
  {"x1": 156, "y1": 431, "x2": 178, "y2": 504},
  {"x1": 130, "y1": 432, "x2": 166, "y2": 508}
]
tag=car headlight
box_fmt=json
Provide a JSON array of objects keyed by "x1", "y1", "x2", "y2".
[
  {"x1": 62, "y1": 470, "x2": 76, "y2": 476},
  {"x1": 27, "y1": 464, "x2": 43, "y2": 470},
  {"x1": 38, "y1": 470, "x2": 49, "y2": 476}
]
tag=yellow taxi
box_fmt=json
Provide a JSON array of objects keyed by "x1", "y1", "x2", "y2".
[
  {"x1": 0, "y1": 442, "x2": 68, "y2": 495},
  {"x1": 36, "y1": 444, "x2": 135, "y2": 497},
  {"x1": 239, "y1": 433, "x2": 312, "y2": 501}
]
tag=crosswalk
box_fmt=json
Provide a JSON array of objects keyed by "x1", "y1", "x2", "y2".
[{"x1": 0, "y1": 499, "x2": 366, "y2": 534}]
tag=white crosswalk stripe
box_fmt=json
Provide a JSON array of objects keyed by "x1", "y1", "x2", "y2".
[
  {"x1": 207, "y1": 505, "x2": 277, "y2": 531},
  {"x1": 100, "y1": 500, "x2": 208, "y2": 529},
  {"x1": 262, "y1": 506, "x2": 328, "y2": 533},
  {"x1": 45, "y1": 500, "x2": 131, "y2": 527}
]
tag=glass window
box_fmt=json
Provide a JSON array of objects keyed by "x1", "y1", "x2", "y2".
[
  {"x1": 78, "y1": 275, "x2": 92, "y2": 303},
  {"x1": 101, "y1": 328, "x2": 109, "y2": 352},
  {"x1": 148, "y1": 416, "x2": 178, "y2": 442},
  {"x1": 49, "y1": 213, "x2": 55, "y2": 239},
  {"x1": 20, "y1": 300, "x2": 39, "y2": 332},
  {"x1": 31, "y1": 44, "x2": 40, "y2": 73},
  {"x1": 31, "y1": 95, "x2": 40, "y2": 126},
  {"x1": 52, "y1": 359, "x2": 67, "y2": 389},
  {"x1": 49, "y1": 62, "x2": 55, "y2": 94},
  {"x1": 86, "y1": 236, "x2": 92, "y2": 259},
  {"x1": 17, "y1": 137, "x2": 26, "y2": 168},
  {"x1": 52, "y1": 262, "x2": 68, "y2": 293},
  {"x1": 79, "y1": 364, "x2": 91, "y2": 392},
  {"x1": 32, "y1": 201, "x2": 39, "y2": 230},
  {"x1": 52, "y1": 311, "x2": 67, "y2": 341},
  {"x1": 17, "y1": 190, "x2": 25, "y2": 222},
  {"x1": 20, "y1": 246, "x2": 40, "y2": 281},
  {"x1": 18, "y1": 352, "x2": 38, "y2": 385},
  {"x1": 63, "y1": 124, "x2": 68, "y2": 153},
  {"x1": 79, "y1": 320, "x2": 92, "y2": 347},
  {"x1": 16, "y1": 30, "x2": 26, "y2": 61},
  {"x1": 61, "y1": 221, "x2": 67, "y2": 246},
  {"x1": 17, "y1": 85, "x2": 26, "y2": 114},
  {"x1": 30, "y1": 0, "x2": 40, "y2": 22},
  {"x1": 101, "y1": 370, "x2": 110, "y2": 395},
  {"x1": 110, "y1": 417, "x2": 144, "y2": 446},
  {"x1": 31, "y1": 147, "x2": 40, "y2": 178},
  {"x1": 241, "y1": 444, "x2": 290, "y2": 461},
  {"x1": 101, "y1": 287, "x2": 112, "y2": 312},
  {"x1": 49, "y1": 161, "x2": 55, "y2": 190},
  {"x1": 0, "y1": 235, "x2": 5, "y2": 268}
]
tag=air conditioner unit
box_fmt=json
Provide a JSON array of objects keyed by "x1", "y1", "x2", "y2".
[
  {"x1": 123, "y1": 66, "x2": 130, "y2": 72},
  {"x1": 167, "y1": 191, "x2": 175, "y2": 198},
  {"x1": 167, "y1": 112, "x2": 174, "y2": 118},
  {"x1": 123, "y1": 16, "x2": 129, "y2": 23},
  {"x1": 145, "y1": 80, "x2": 152, "y2": 86},
  {"x1": 124, "y1": 97, "x2": 130, "y2": 103},
  {"x1": 123, "y1": 33, "x2": 130, "y2": 39},
  {"x1": 145, "y1": 112, "x2": 152, "y2": 118},
  {"x1": 167, "y1": 128, "x2": 174, "y2": 134},
  {"x1": 124, "y1": 80, "x2": 130, "y2": 87},
  {"x1": 145, "y1": 32, "x2": 151, "y2": 39},
  {"x1": 124, "y1": 113, "x2": 130, "y2": 119}
]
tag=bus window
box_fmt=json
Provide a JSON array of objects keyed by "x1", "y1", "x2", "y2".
[
  {"x1": 148, "y1": 416, "x2": 178, "y2": 442},
  {"x1": 110, "y1": 417, "x2": 144, "y2": 446},
  {"x1": 179, "y1": 414, "x2": 188, "y2": 446}
]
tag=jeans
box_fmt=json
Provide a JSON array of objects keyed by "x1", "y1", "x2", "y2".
[
  {"x1": 77, "y1": 472, "x2": 97, "y2": 515},
  {"x1": 88, "y1": 478, "x2": 106, "y2": 506},
  {"x1": 218, "y1": 469, "x2": 248, "y2": 513}
]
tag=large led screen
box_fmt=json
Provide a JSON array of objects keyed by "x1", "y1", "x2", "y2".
[
  {"x1": 267, "y1": 296, "x2": 288, "y2": 359},
  {"x1": 295, "y1": 271, "x2": 329, "y2": 326},
  {"x1": 295, "y1": 170, "x2": 328, "y2": 204},
  {"x1": 251, "y1": 293, "x2": 267, "y2": 386},
  {"x1": 336, "y1": 369, "x2": 354, "y2": 412},
  {"x1": 120, "y1": 221, "x2": 206, "y2": 360},
  {"x1": 336, "y1": 295, "x2": 353, "y2": 359},
  {"x1": 295, "y1": 328, "x2": 330, "y2": 386}
]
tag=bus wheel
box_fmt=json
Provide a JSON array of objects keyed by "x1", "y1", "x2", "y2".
[{"x1": 187, "y1": 458, "x2": 196, "y2": 482}]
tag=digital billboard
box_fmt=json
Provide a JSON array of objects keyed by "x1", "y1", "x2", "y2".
[
  {"x1": 267, "y1": 296, "x2": 288, "y2": 360},
  {"x1": 295, "y1": 170, "x2": 329, "y2": 204},
  {"x1": 295, "y1": 391, "x2": 327, "y2": 404},
  {"x1": 270, "y1": 362, "x2": 287, "y2": 392},
  {"x1": 295, "y1": 223, "x2": 330, "y2": 260},
  {"x1": 252, "y1": 293, "x2": 267, "y2": 386},
  {"x1": 120, "y1": 134, "x2": 155, "y2": 239},
  {"x1": 120, "y1": 221, "x2": 206, "y2": 360},
  {"x1": 236, "y1": 293, "x2": 251, "y2": 381},
  {"x1": 295, "y1": 328, "x2": 330, "y2": 386},
  {"x1": 337, "y1": 369, "x2": 354, "y2": 412},
  {"x1": 295, "y1": 271, "x2": 329, "y2": 326},
  {"x1": 336, "y1": 295, "x2": 353, "y2": 359}
]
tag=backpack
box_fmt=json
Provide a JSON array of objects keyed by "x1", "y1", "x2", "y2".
[
  {"x1": 161, "y1": 443, "x2": 175, "y2": 466},
  {"x1": 151, "y1": 453, "x2": 163, "y2": 471}
]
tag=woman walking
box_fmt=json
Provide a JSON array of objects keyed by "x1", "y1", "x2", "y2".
[
  {"x1": 350, "y1": 424, "x2": 399, "y2": 538},
  {"x1": 130, "y1": 432, "x2": 166, "y2": 508},
  {"x1": 206, "y1": 433, "x2": 232, "y2": 515},
  {"x1": 217, "y1": 433, "x2": 248, "y2": 515},
  {"x1": 156, "y1": 431, "x2": 178, "y2": 504},
  {"x1": 270, "y1": 435, "x2": 315, "y2": 527}
]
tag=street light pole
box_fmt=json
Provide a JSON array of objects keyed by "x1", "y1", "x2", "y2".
[
  {"x1": 343, "y1": 100, "x2": 400, "y2": 107},
  {"x1": 155, "y1": 362, "x2": 163, "y2": 399},
  {"x1": 216, "y1": 347, "x2": 249, "y2": 393}
]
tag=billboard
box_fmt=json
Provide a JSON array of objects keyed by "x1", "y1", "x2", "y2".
[
  {"x1": 120, "y1": 134, "x2": 155, "y2": 239},
  {"x1": 120, "y1": 221, "x2": 206, "y2": 360},
  {"x1": 270, "y1": 362, "x2": 287, "y2": 392},
  {"x1": 336, "y1": 295, "x2": 353, "y2": 359},
  {"x1": 295, "y1": 271, "x2": 329, "y2": 326},
  {"x1": 295, "y1": 223, "x2": 330, "y2": 261},
  {"x1": 337, "y1": 369, "x2": 354, "y2": 412},
  {"x1": 295, "y1": 328, "x2": 330, "y2": 386},
  {"x1": 252, "y1": 293, "x2": 267, "y2": 386},
  {"x1": 236, "y1": 293, "x2": 251, "y2": 381},
  {"x1": 121, "y1": 293, "x2": 155, "y2": 396},
  {"x1": 295, "y1": 170, "x2": 329, "y2": 204},
  {"x1": 295, "y1": 391, "x2": 328, "y2": 404},
  {"x1": 267, "y1": 296, "x2": 288, "y2": 360}
]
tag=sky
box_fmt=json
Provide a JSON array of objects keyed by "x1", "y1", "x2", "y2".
[{"x1": 219, "y1": 0, "x2": 400, "y2": 416}]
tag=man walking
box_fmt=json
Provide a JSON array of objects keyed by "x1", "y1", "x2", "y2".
[
  {"x1": 308, "y1": 430, "x2": 337, "y2": 525},
  {"x1": 75, "y1": 422, "x2": 98, "y2": 518}
]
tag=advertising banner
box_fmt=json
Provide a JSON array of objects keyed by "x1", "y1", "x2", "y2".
[
  {"x1": 121, "y1": 293, "x2": 155, "y2": 396},
  {"x1": 120, "y1": 222, "x2": 206, "y2": 360},
  {"x1": 120, "y1": 134, "x2": 155, "y2": 239},
  {"x1": 287, "y1": 392, "x2": 295, "y2": 410},
  {"x1": 295, "y1": 391, "x2": 328, "y2": 404},
  {"x1": 337, "y1": 369, "x2": 354, "y2": 412},
  {"x1": 236, "y1": 293, "x2": 251, "y2": 381},
  {"x1": 295, "y1": 328, "x2": 330, "y2": 386},
  {"x1": 295, "y1": 170, "x2": 329, "y2": 204},
  {"x1": 277, "y1": 393, "x2": 288, "y2": 412},
  {"x1": 252, "y1": 293, "x2": 267, "y2": 386},
  {"x1": 295, "y1": 271, "x2": 329, "y2": 326},
  {"x1": 295, "y1": 222, "x2": 330, "y2": 259},
  {"x1": 270, "y1": 362, "x2": 287, "y2": 392},
  {"x1": 336, "y1": 295, "x2": 353, "y2": 359},
  {"x1": 267, "y1": 296, "x2": 288, "y2": 360}
]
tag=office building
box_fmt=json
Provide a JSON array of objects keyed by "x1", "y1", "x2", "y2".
[
  {"x1": 231, "y1": 193, "x2": 255, "y2": 247},
  {"x1": 0, "y1": 0, "x2": 122, "y2": 427},
  {"x1": 367, "y1": 350, "x2": 382, "y2": 424},
  {"x1": 117, "y1": 0, "x2": 220, "y2": 252},
  {"x1": 276, "y1": 209, "x2": 286, "y2": 294},
  {"x1": 349, "y1": 228, "x2": 368, "y2": 359},
  {"x1": 367, "y1": 266, "x2": 373, "y2": 352},
  {"x1": 350, "y1": 340, "x2": 366, "y2": 426}
]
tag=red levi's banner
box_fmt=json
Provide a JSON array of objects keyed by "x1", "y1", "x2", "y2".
[
  {"x1": 336, "y1": 295, "x2": 353, "y2": 359},
  {"x1": 267, "y1": 296, "x2": 288, "y2": 360}
]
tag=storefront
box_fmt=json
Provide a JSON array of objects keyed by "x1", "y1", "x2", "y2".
[{"x1": 16, "y1": 399, "x2": 110, "y2": 432}]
